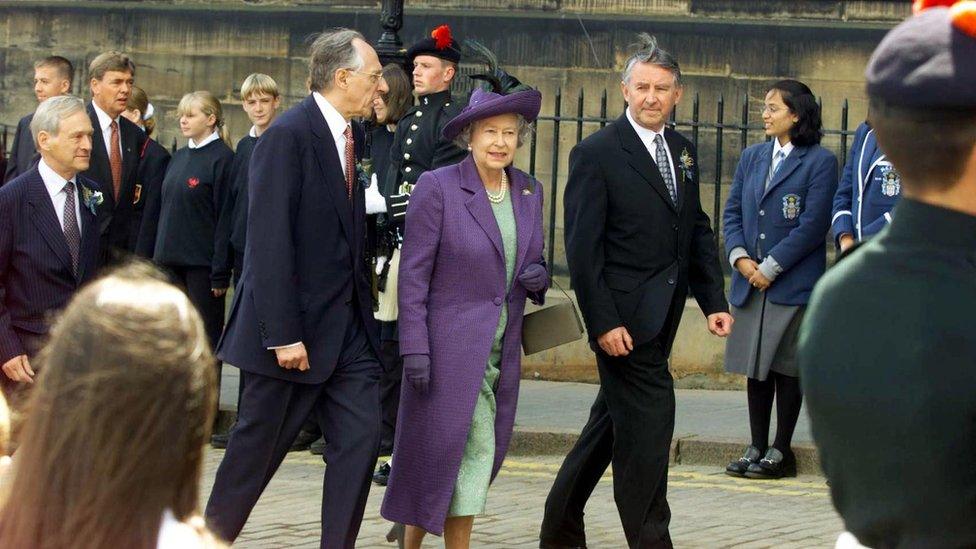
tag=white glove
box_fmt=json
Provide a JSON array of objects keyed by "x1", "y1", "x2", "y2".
[
  {"x1": 365, "y1": 173, "x2": 387, "y2": 215},
  {"x1": 375, "y1": 256, "x2": 388, "y2": 276}
]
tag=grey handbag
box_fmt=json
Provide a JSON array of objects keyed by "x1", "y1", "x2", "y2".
[{"x1": 521, "y1": 279, "x2": 585, "y2": 355}]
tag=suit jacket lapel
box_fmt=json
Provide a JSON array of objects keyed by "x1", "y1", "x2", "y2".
[
  {"x1": 303, "y1": 96, "x2": 353, "y2": 243},
  {"x1": 665, "y1": 128, "x2": 687, "y2": 212},
  {"x1": 116, "y1": 121, "x2": 139, "y2": 208},
  {"x1": 615, "y1": 114, "x2": 677, "y2": 213},
  {"x1": 510, "y1": 167, "x2": 535, "y2": 277},
  {"x1": 26, "y1": 172, "x2": 74, "y2": 274},
  {"x1": 761, "y1": 145, "x2": 805, "y2": 202},
  {"x1": 87, "y1": 105, "x2": 116, "y2": 211},
  {"x1": 459, "y1": 157, "x2": 504, "y2": 262},
  {"x1": 77, "y1": 179, "x2": 100, "y2": 283}
]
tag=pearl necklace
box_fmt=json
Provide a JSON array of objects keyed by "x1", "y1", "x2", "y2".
[{"x1": 486, "y1": 171, "x2": 508, "y2": 204}]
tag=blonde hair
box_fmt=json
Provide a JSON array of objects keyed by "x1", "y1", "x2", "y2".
[
  {"x1": 126, "y1": 86, "x2": 156, "y2": 136},
  {"x1": 0, "y1": 262, "x2": 220, "y2": 549},
  {"x1": 177, "y1": 91, "x2": 229, "y2": 146},
  {"x1": 241, "y1": 73, "x2": 279, "y2": 100}
]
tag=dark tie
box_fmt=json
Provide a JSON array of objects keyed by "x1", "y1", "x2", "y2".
[
  {"x1": 62, "y1": 181, "x2": 81, "y2": 276},
  {"x1": 343, "y1": 125, "x2": 354, "y2": 201},
  {"x1": 109, "y1": 120, "x2": 123, "y2": 201},
  {"x1": 653, "y1": 134, "x2": 677, "y2": 203}
]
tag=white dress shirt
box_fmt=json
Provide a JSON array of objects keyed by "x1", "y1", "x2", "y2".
[
  {"x1": 188, "y1": 131, "x2": 220, "y2": 149},
  {"x1": 38, "y1": 158, "x2": 82, "y2": 234},
  {"x1": 625, "y1": 108, "x2": 678, "y2": 189},
  {"x1": 312, "y1": 91, "x2": 351, "y2": 177},
  {"x1": 269, "y1": 93, "x2": 352, "y2": 352},
  {"x1": 768, "y1": 138, "x2": 795, "y2": 188},
  {"x1": 91, "y1": 101, "x2": 124, "y2": 160}
]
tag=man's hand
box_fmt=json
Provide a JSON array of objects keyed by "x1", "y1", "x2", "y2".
[
  {"x1": 2, "y1": 354, "x2": 34, "y2": 384},
  {"x1": 707, "y1": 312, "x2": 734, "y2": 337},
  {"x1": 838, "y1": 233, "x2": 856, "y2": 252},
  {"x1": 212, "y1": 287, "x2": 228, "y2": 297},
  {"x1": 748, "y1": 270, "x2": 772, "y2": 291},
  {"x1": 735, "y1": 257, "x2": 759, "y2": 279},
  {"x1": 275, "y1": 343, "x2": 310, "y2": 372},
  {"x1": 597, "y1": 326, "x2": 634, "y2": 357}
]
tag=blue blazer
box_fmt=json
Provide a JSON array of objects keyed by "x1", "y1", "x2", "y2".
[
  {"x1": 830, "y1": 122, "x2": 900, "y2": 244},
  {"x1": 723, "y1": 141, "x2": 838, "y2": 308},
  {"x1": 217, "y1": 95, "x2": 378, "y2": 385},
  {"x1": 0, "y1": 167, "x2": 101, "y2": 363}
]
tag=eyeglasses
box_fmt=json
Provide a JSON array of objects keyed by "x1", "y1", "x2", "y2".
[{"x1": 347, "y1": 69, "x2": 384, "y2": 84}]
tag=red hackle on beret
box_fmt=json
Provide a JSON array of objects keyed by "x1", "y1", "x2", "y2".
[
  {"x1": 950, "y1": 1, "x2": 976, "y2": 37},
  {"x1": 913, "y1": 0, "x2": 959, "y2": 14},
  {"x1": 432, "y1": 25, "x2": 453, "y2": 50}
]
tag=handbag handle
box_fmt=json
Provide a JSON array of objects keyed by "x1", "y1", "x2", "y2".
[{"x1": 548, "y1": 277, "x2": 574, "y2": 302}]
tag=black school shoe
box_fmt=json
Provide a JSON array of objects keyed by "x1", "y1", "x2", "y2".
[
  {"x1": 744, "y1": 447, "x2": 797, "y2": 479},
  {"x1": 309, "y1": 436, "x2": 326, "y2": 455},
  {"x1": 373, "y1": 461, "x2": 392, "y2": 486},
  {"x1": 289, "y1": 429, "x2": 321, "y2": 452},
  {"x1": 725, "y1": 445, "x2": 764, "y2": 477}
]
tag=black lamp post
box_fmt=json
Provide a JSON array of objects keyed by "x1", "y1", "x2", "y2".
[{"x1": 376, "y1": 0, "x2": 406, "y2": 67}]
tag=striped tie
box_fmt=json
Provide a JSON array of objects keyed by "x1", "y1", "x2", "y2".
[
  {"x1": 653, "y1": 134, "x2": 677, "y2": 203},
  {"x1": 766, "y1": 150, "x2": 786, "y2": 190},
  {"x1": 343, "y1": 125, "x2": 354, "y2": 201}
]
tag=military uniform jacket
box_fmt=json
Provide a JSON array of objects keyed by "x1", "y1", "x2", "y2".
[
  {"x1": 383, "y1": 89, "x2": 467, "y2": 232},
  {"x1": 831, "y1": 122, "x2": 901, "y2": 244},
  {"x1": 800, "y1": 198, "x2": 976, "y2": 548}
]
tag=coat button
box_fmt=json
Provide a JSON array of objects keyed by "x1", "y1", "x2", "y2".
[
  {"x1": 671, "y1": 224, "x2": 678, "y2": 231},
  {"x1": 404, "y1": 153, "x2": 411, "y2": 160},
  {"x1": 667, "y1": 278, "x2": 675, "y2": 285},
  {"x1": 759, "y1": 233, "x2": 766, "y2": 240},
  {"x1": 759, "y1": 210, "x2": 765, "y2": 216},
  {"x1": 405, "y1": 167, "x2": 412, "y2": 173},
  {"x1": 411, "y1": 124, "x2": 418, "y2": 131},
  {"x1": 415, "y1": 111, "x2": 422, "y2": 117},
  {"x1": 445, "y1": 102, "x2": 451, "y2": 107},
  {"x1": 406, "y1": 138, "x2": 413, "y2": 145},
  {"x1": 493, "y1": 297, "x2": 502, "y2": 306}
]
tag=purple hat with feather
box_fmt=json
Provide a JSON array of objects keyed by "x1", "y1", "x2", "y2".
[{"x1": 442, "y1": 88, "x2": 542, "y2": 141}]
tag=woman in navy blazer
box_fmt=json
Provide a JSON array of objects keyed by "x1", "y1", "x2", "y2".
[{"x1": 722, "y1": 80, "x2": 837, "y2": 479}]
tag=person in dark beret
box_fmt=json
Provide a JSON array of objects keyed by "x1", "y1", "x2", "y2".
[{"x1": 799, "y1": 2, "x2": 976, "y2": 547}]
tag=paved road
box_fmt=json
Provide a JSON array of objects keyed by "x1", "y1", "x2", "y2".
[{"x1": 202, "y1": 450, "x2": 842, "y2": 548}]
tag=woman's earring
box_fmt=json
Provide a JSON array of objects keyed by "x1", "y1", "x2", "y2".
[{"x1": 467, "y1": 145, "x2": 472, "y2": 151}]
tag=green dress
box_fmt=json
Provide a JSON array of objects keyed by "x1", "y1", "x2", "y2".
[{"x1": 447, "y1": 189, "x2": 516, "y2": 517}]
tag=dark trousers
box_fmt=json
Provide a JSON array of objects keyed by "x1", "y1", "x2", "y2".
[
  {"x1": 167, "y1": 265, "x2": 225, "y2": 349},
  {"x1": 205, "y1": 318, "x2": 382, "y2": 549},
  {"x1": 541, "y1": 340, "x2": 675, "y2": 549},
  {"x1": 378, "y1": 338, "x2": 402, "y2": 455}
]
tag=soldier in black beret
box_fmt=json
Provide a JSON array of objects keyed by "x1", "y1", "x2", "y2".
[
  {"x1": 368, "y1": 24, "x2": 468, "y2": 487},
  {"x1": 799, "y1": 2, "x2": 976, "y2": 547}
]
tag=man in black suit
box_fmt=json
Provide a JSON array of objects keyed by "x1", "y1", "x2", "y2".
[
  {"x1": 81, "y1": 51, "x2": 146, "y2": 264},
  {"x1": 540, "y1": 35, "x2": 732, "y2": 549},
  {"x1": 205, "y1": 28, "x2": 388, "y2": 548},
  {"x1": 3, "y1": 56, "x2": 74, "y2": 185},
  {"x1": 0, "y1": 95, "x2": 100, "y2": 414}
]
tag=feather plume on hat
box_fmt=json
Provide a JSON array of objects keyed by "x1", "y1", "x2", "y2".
[{"x1": 913, "y1": 0, "x2": 976, "y2": 37}]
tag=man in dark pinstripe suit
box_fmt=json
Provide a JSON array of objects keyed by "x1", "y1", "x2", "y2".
[{"x1": 0, "y1": 95, "x2": 100, "y2": 409}]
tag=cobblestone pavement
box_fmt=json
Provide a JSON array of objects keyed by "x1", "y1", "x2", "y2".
[{"x1": 201, "y1": 450, "x2": 843, "y2": 548}]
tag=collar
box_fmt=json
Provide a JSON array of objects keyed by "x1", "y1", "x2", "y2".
[
  {"x1": 188, "y1": 131, "x2": 220, "y2": 149},
  {"x1": 312, "y1": 92, "x2": 350, "y2": 143},
  {"x1": 420, "y1": 89, "x2": 452, "y2": 106},
  {"x1": 772, "y1": 138, "x2": 795, "y2": 160},
  {"x1": 248, "y1": 125, "x2": 258, "y2": 138},
  {"x1": 625, "y1": 108, "x2": 667, "y2": 148},
  {"x1": 38, "y1": 158, "x2": 77, "y2": 197},
  {"x1": 91, "y1": 101, "x2": 118, "y2": 132},
  {"x1": 887, "y1": 198, "x2": 976, "y2": 251}
]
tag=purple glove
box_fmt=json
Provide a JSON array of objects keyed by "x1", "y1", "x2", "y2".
[
  {"x1": 517, "y1": 263, "x2": 548, "y2": 292},
  {"x1": 403, "y1": 354, "x2": 430, "y2": 394}
]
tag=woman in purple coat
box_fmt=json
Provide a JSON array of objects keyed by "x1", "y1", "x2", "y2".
[{"x1": 380, "y1": 85, "x2": 548, "y2": 547}]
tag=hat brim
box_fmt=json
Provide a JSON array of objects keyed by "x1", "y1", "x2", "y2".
[{"x1": 442, "y1": 89, "x2": 543, "y2": 141}]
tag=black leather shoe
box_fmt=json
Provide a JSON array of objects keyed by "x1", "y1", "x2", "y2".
[
  {"x1": 744, "y1": 447, "x2": 797, "y2": 479},
  {"x1": 309, "y1": 436, "x2": 326, "y2": 455},
  {"x1": 373, "y1": 461, "x2": 391, "y2": 486},
  {"x1": 289, "y1": 429, "x2": 320, "y2": 452},
  {"x1": 725, "y1": 445, "x2": 763, "y2": 477},
  {"x1": 539, "y1": 540, "x2": 587, "y2": 549},
  {"x1": 210, "y1": 431, "x2": 230, "y2": 449}
]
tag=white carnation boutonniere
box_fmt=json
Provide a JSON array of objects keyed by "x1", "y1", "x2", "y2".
[
  {"x1": 80, "y1": 185, "x2": 104, "y2": 215},
  {"x1": 679, "y1": 148, "x2": 695, "y2": 182}
]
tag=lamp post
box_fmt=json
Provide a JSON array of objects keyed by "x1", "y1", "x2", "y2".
[{"x1": 376, "y1": 0, "x2": 406, "y2": 67}]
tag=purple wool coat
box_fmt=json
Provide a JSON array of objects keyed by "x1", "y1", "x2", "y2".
[{"x1": 380, "y1": 155, "x2": 548, "y2": 534}]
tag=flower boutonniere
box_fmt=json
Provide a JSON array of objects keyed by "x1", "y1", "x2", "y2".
[
  {"x1": 679, "y1": 148, "x2": 695, "y2": 182},
  {"x1": 80, "y1": 185, "x2": 104, "y2": 215},
  {"x1": 356, "y1": 159, "x2": 372, "y2": 189},
  {"x1": 521, "y1": 177, "x2": 537, "y2": 196}
]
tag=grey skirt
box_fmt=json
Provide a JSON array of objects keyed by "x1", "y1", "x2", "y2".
[{"x1": 724, "y1": 291, "x2": 805, "y2": 381}]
